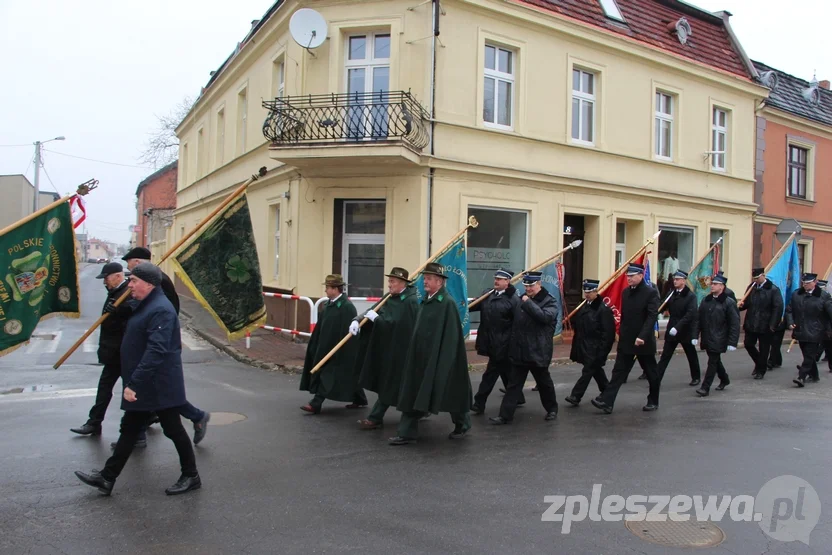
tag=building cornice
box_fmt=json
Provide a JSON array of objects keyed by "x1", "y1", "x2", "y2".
[
  {"x1": 761, "y1": 106, "x2": 832, "y2": 141},
  {"x1": 755, "y1": 214, "x2": 832, "y2": 234}
]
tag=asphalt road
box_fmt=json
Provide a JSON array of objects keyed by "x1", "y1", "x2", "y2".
[{"x1": 1, "y1": 265, "x2": 830, "y2": 554}]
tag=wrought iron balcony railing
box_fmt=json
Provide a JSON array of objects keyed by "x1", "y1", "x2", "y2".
[{"x1": 262, "y1": 91, "x2": 430, "y2": 150}]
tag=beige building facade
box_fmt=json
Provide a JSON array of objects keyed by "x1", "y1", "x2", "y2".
[{"x1": 176, "y1": 0, "x2": 767, "y2": 320}]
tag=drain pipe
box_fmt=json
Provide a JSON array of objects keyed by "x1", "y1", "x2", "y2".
[{"x1": 426, "y1": 0, "x2": 440, "y2": 258}]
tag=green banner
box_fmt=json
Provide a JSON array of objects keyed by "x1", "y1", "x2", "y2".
[
  {"x1": 0, "y1": 202, "x2": 80, "y2": 356},
  {"x1": 172, "y1": 194, "x2": 266, "y2": 341}
]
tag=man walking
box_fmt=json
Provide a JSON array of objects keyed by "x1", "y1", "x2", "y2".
[
  {"x1": 592, "y1": 263, "x2": 661, "y2": 414},
  {"x1": 656, "y1": 270, "x2": 701, "y2": 386},
  {"x1": 787, "y1": 273, "x2": 832, "y2": 387},
  {"x1": 489, "y1": 271, "x2": 559, "y2": 425},
  {"x1": 564, "y1": 279, "x2": 614, "y2": 407},
  {"x1": 694, "y1": 274, "x2": 740, "y2": 397},
  {"x1": 817, "y1": 280, "x2": 832, "y2": 372},
  {"x1": 74, "y1": 263, "x2": 201, "y2": 496},
  {"x1": 738, "y1": 268, "x2": 782, "y2": 380}
]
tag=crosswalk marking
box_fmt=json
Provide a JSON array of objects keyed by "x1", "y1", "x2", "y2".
[
  {"x1": 0, "y1": 387, "x2": 97, "y2": 403},
  {"x1": 181, "y1": 331, "x2": 208, "y2": 351},
  {"x1": 82, "y1": 330, "x2": 99, "y2": 353}
]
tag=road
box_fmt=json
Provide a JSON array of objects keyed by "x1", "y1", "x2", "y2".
[{"x1": 1, "y1": 264, "x2": 830, "y2": 554}]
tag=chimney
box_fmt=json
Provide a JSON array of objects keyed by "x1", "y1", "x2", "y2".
[{"x1": 820, "y1": 80, "x2": 830, "y2": 90}]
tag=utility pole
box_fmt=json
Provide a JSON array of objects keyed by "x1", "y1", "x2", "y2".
[{"x1": 32, "y1": 141, "x2": 41, "y2": 213}]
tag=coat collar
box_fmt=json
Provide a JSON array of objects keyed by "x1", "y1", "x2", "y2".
[
  {"x1": 706, "y1": 291, "x2": 728, "y2": 303},
  {"x1": 798, "y1": 286, "x2": 822, "y2": 298},
  {"x1": 673, "y1": 285, "x2": 691, "y2": 297},
  {"x1": 424, "y1": 286, "x2": 447, "y2": 304}
]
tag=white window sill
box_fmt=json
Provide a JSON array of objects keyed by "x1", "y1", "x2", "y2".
[
  {"x1": 710, "y1": 167, "x2": 727, "y2": 173},
  {"x1": 570, "y1": 139, "x2": 596, "y2": 148},
  {"x1": 653, "y1": 155, "x2": 674, "y2": 163},
  {"x1": 786, "y1": 196, "x2": 815, "y2": 206},
  {"x1": 483, "y1": 122, "x2": 515, "y2": 133}
]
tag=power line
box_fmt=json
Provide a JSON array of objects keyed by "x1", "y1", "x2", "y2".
[
  {"x1": 0, "y1": 143, "x2": 31, "y2": 147},
  {"x1": 40, "y1": 164, "x2": 62, "y2": 195},
  {"x1": 42, "y1": 148, "x2": 154, "y2": 169}
]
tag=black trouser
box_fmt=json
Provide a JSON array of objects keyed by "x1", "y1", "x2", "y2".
[
  {"x1": 768, "y1": 328, "x2": 787, "y2": 367},
  {"x1": 657, "y1": 338, "x2": 701, "y2": 380},
  {"x1": 798, "y1": 342, "x2": 821, "y2": 381},
  {"x1": 474, "y1": 357, "x2": 524, "y2": 408},
  {"x1": 569, "y1": 361, "x2": 608, "y2": 402},
  {"x1": 86, "y1": 363, "x2": 121, "y2": 426},
  {"x1": 101, "y1": 407, "x2": 197, "y2": 481},
  {"x1": 599, "y1": 352, "x2": 660, "y2": 408},
  {"x1": 745, "y1": 331, "x2": 773, "y2": 375},
  {"x1": 309, "y1": 389, "x2": 367, "y2": 410},
  {"x1": 701, "y1": 352, "x2": 730, "y2": 391},
  {"x1": 499, "y1": 364, "x2": 557, "y2": 421},
  {"x1": 824, "y1": 341, "x2": 832, "y2": 370}
]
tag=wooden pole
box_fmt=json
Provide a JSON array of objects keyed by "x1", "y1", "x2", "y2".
[
  {"x1": 737, "y1": 232, "x2": 797, "y2": 308},
  {"x1": 53, "y1": 168, "x2": 267, "y2": 369},
  {"x1": 655, "y1": 237, "x2": 723, "y2": 313},
  {"x1": 310, "y1": 215, "x2": 479, "y2": 374},
  {"x1": 823, "y1": 259, "x2": 832, "y2": 283},
  {"x1": 467, "y1": 239, "x2": 583, "y2": 310}
]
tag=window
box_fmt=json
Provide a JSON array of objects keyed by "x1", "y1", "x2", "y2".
[
  {"x1": 599, "y1": 0, "x2": 625, "y2": 22},
  {"x1": 216, "y1": 108, "x2": 225, "y2": 167},
  {"x1": 196, "y1": 127, "x2": 205, "y2": 178},
  {"x1": 273, "y1": 205, "x2": 280, "y2": 279},
  {"x1": 711, "y1": 108, "x2": 728, "y2": 171},
  {"x1": 787, "y1": 145, "x2": 808, "y2": 198},
  {"x1": 615, "y1": 222, "x2": 626, "y2": 269},
  {"x1": 483, "y1": 44, "x2": 514, "y2": 129},
  {"x1": 237, "y1": 87, "x2": 248, "y2": 155},
  {"x1": 181, "y1": 143, "x2": 189, "y2": 186},
  {"x1": 345, "y1": 33, "x2": 390, "y2": 139},
  {"x1": 657, "y1": 224, "x2": 695, "y2": 299},
  {"x1": 272, "y1": 58, "x2": 285, "y2": 99},
  {"x1": 467, "y1": 206, "x2": 528, "y2": 299},
  {"x1": 710, "y1": 228, "x2": 726, "y2": 269},
  {"x1": 655, "y1": 92, "x2": 673, "y2": 159},
  {"x1": 798, "y1": 243, "x2": 807, "y2": 273},
  {"x1": 571, "y1": 69, "x2": 595, "y2": 144},
  {"x1": 341, "y1": 201, "x2": 386, "y2": 297}
]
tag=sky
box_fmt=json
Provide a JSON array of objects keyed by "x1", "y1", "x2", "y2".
[{"x1": 1, "y1": 0, "x2": 830, "y2": 245}]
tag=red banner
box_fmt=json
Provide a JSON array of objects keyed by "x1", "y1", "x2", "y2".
[{"x1": 600, "y1": 254, "x2": 645, "y2": 334}]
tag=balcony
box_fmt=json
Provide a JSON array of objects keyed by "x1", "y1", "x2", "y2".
[{"x1": 262, "y1": 91, "x2": 430, "y2": 169}]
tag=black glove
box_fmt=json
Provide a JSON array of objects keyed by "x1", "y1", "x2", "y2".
[{"x1": 103, "y1": 301, "x2": 117, "y2": 314}]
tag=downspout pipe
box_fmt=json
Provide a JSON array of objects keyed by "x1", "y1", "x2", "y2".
[{"x1": 426, "y1": 0, "x2": 439, "y2": 258}]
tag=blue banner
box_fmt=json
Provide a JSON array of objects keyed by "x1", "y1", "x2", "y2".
[
  {"x1": 415, "y1": 236, "x2": 470, "y2": 338},
  {"x1": 538, "y1": 260, "x2": 564, "y2": 336},
  {"x1": 645, "y1": 259, "x2": 659, "y2": 335},
  {"x1": 686, "y1": 248, "x2": 718, "y2": 306},
  {"x1": 766, "y1": 240, "x2": 801, "y2": 318}
]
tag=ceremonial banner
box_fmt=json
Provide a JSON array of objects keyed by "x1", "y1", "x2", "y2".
[
  {"x1": 600, "y1": 254, "x2": 645, "y2": 335},
  {"x1": 172, "y1": 194, "x2": 266, "y2": 341},
  {"x1": 0, "y1": 202, "x2": 79, "y2": 356},
  {"x1": 766, "y1": 240, "x2": 801, "y2": 318},
  {"x1": 539, "y1": 259, "x2": 564, "y2": 336},
  {"x1": 645, "y1": 258, "x2": 660, "y2": 336},
  {"x1": 414, "y1": 235, "x2": 470, "y2": 338},
  {"x1": 686, "y1": 244, "x2": 720, "y2": 306}
]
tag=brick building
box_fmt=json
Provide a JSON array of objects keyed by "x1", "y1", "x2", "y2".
[{"x1": 135, "y1": 161, "x2": 177, "y2": 248}]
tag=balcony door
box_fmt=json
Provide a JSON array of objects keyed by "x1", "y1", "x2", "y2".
[
  {"x1": 342, "y1": 201, "x2": 385, "y2": 298},
  {"x1": 345, "y1": 33, "x2": 390, "y2": 139}
]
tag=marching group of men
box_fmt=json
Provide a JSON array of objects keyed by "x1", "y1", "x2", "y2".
[{"x1": 301, "y1": 261, "x2": 832, "y2": 442}]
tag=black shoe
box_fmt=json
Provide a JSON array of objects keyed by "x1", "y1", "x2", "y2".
[
  {"x1": 642, "y1": 404, "x2": 658, "y2": 411},
  {"x1": 517, "y1": 398, "x2": 526, "y2": 406},
  {"x1": 753, "y1": 373, "x2": 764, "y2": 380},
  {"x1": 70, "y1": 424, "x2": 101, "y2": 436},
  {"x1": 489, "y1": 416, "x2": 509, "y2": 425},
  {"x1": 793, "y1": 377, "x2": 805, "y2": 388},
  {"x1": 590, "y1": 399, "x2": 612, "y2": 414},
  {"x1": 544, "y1": 412, "x2": 558, "y2": 421},
  {"x1": 74, "y1": 470, "x2": 114, "y2": 495},
  {"x1": 448, "y1": 429, "x2": 468, "y2": 440},
  {"x1": 531, "y1": 386, "x2": 539, "y2": 392},
  {"x1": 499, "y1": 388, "x2": 506, "y2": 394},
  {"x1": 110, "y1": 439, "x2": 147, "y2": 450},
  {"x1": 638, "y1": 373, "x2": 647, "y2": 380},
  {"x1": 148, "y1": 414, "x2": 160, "y2": 426},
  {"x1": 564, "y1": 396, "x2": 580, "y2": 407},
  {"x1": 689, "y1": 379, "x2": 700, "y2": 386},
  {"x1": 471, "y1": 405, "x2": 484, "y2": 415},
  {"x1": 388, "y1": 436, "x2": 416, "y2": 446},
  {"x1": 715, "y1": 380, "x2": 730, "y2": 391},
  {"x1": 193, "y1": 412, "x2": 210, "y2": 445},
  {"x1": 165, "y1": 474, "x2": 201, "y2": 496},
  {"x1": 695, "y1": 388, "x2": 709, "y2": 397}
]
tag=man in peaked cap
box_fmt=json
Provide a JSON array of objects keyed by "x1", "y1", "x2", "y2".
[
  {"x1": 389, "y1": 262, "x2": 472, "y2": 445},
  {"x1": 592, "y1": 262, "x2": 661, "y2": 414},
  {"x1": 786, "y1": 273, "x2": 832, "y2": 387},
  {"x1": 300, "y1": 274, "x2": 367, "y2": 413},
  {"x1": 656, "y1": 270, "x2": 701, "y2": 387},
  {"x1": 816, "y1": 280, "x2": 832, "y2": 371},
  {"x1": 738, "y1": 267, "x2": 783, "y2": 380},
  {"x1": 693, "y1": 273, "x2": 740, "y2": 397}
]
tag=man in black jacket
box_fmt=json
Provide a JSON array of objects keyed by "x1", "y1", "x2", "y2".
[
  {"x1": 565, "y1": 279, "x2": 614, "y2": 406},
  {"x1": 694, "y1": 274, "x2": 740, "y2": 397},
  {"x1": 471, "y1": 269, "x2": 525, "y2": 414},
  {"x1": 787, "y1": 273, "x2": 832, "y2": 387},
  {"x1": 490, "y1": 271, "x2": 558, "y2": 425},
  {"x1": 656, "y1": 270, "x2": 701, "y2": 386},
  {"x1": 817, "y1": 280, "x2": 832, "y2": 371},
  {"x1": 738, "y1": 268, "x2": 783, "y2": 380},
  {"x1": 592, "y1": 263, "x2": 661, "y2": 414}
]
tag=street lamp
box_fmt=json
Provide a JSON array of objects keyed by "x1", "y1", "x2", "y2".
[{"x1": 33, "y1": 136, "x2": 66, "y2": 213}]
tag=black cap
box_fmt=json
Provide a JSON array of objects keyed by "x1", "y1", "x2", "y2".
[
  {"x1": 95, "y1": 262, "x2": 127, "y2": 279},
  {"x1": 752, "y1": 267, "x2": 765, "y2": 278},
  {"x1": 130, "y1": 262, "x2": 162, "y2": 286},
  {"x1": 122, "y1": 247, "x2": 151, "y2": 261}
]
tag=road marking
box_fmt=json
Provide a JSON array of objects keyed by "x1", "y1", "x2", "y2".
[
  {"x1": 82, "y1": 330, "x2": 99, "y2": 353},
  {"x1": 181, "y1": 331, "x2": 208, "y2": 351},
  {"x1": 0, "y1": 388, "x2": 97, "y2": 403},
  {"x1": 45, "y1": 331, "x2": 62, "y2": 354}
]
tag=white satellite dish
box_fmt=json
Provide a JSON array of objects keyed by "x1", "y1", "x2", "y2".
[{"x1": 290, "y1": 8, "x2": 327, "y2": 50}]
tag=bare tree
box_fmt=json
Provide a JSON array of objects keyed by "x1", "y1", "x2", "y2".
[{"x1": 139, "y1": 96, "x2": 194, "y2": 169}]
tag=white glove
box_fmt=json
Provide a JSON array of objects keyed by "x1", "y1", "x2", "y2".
[
  {"x1": 669, "y1": 327, "x2": 677, "y2": 337},
  {"x1": 349, "y1": 321, "x2": 360, "y2": 336},
  {"x1": 691, "y1": 339, "x2": 698, "y2": 346},
  {"x1": 365, "y1": 309, "x2": 379, "y2": 322},
  {"x1": 727, "y1": 346, "x2": 736, "y2": 352}
]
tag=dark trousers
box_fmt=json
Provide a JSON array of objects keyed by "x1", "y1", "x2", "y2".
[
  {"x1": 657, "y1": 338, "x2": 701, "y2": 380},
  {"x1": 309, "y1": 389, "x2": 367, "y2": 410},
  {"x1": 701, "y1": 352, "x2": 730, "y2": 391},
  {"x1": 397, "y1": 410, "x2": 470, "y2": 439},
  {"x1": 86, "y1": 363, "x2": 121, "y2": 426},
  {"x1": 102, "y1": 407, "x2": 197, "y2": 481},
  {"x1": 179, "y1": 402, "x2": 205, "y2": 423},
  {"x1": 599, "y1": 352, "x2": 660, "y2": 408},
  {"x1": 745, "y1": 331, "x2": 773, "y2": 375},
  {"x1": 798, "y1": 342, "x2": 821, "y2": 381},
  {"x1": 474, "y1": 358, "x2": 524, "y2": 408},
  {"x1": 499, "y1": 364, "x2": 557, "y2": 421},
  {"x1": 768, "y1": 327, "x2": 787, "y2": 367},
  {"x1": 569, "y1": 362, "x2": 608, "y2": 401}
]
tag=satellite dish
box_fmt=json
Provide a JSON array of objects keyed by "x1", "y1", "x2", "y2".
[{"x1": 290, "y1": 8, "x2": 327, "y2": 50}]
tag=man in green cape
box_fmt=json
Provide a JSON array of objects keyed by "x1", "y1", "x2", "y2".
[
  {"x1": 299, "y1": 274, "x2": 367, "y2": 414},
  {"x1": 389, "y1": 263, "x2": 473, "y2": 445},
  {"x1": 350, "y1": 267, "x2": 420, "y2": 430}
]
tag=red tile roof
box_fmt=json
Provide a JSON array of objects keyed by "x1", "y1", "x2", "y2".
[{"x1": 517, "y1": 0, "x2": 752, "y2": 79}]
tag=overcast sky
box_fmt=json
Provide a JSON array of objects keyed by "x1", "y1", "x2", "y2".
[{"x1": 1, "y1": 0, "x2": 829, "y2": 245}]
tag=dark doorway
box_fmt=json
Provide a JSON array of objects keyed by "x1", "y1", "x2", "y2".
[{"x1": 562, "y1": 215, "x2": 585, "y2": 312}]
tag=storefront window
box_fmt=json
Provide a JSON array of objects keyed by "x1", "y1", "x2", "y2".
[
  {"x1": 342, "y1": 201, "x2": 385, "y2": 297},
  {"x1": 657, "y1": 224, "x2": 695, "y2": 299},
  {"x1": 710, "y1": 228, "x2": 726, "y2": 269}
]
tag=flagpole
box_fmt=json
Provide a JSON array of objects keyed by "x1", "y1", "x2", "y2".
[
  {"x1": 737, "y1": 232, "x2": 797, "y2": 308},
  {"x1": 309, "y1": 216, "x2": 479, "y2": 375},
  {"x1": 564, "y1": 230, "x2": 662, "y2": 323},
  {"x1": 467, "y1": 240, "x2": 583, "y2": 310},
  {"x1": 656, "y1": 237, "x2": 723, "y2": 314},
  {"x1": 823, "y1": 259, "x2": 832, "y2": 282},
  {"x1": 0, "y1": 180, "x2": 97, "y2": 237},
  {"x1": 53, "y1": 168, "x2": 266, "y2": 370}
]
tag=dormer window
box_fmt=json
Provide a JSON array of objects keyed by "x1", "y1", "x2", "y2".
[{"x1": 598, "y1": 0, "x2": 625, "y2": 23}]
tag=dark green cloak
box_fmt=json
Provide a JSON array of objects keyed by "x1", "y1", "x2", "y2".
[
  {"x1": 300, "y1": 295, "x2": 361, "y2": 402},
  {"x1": 356, "y1": 286, "x2": 420, "y2": 406},
  {"x1": 396, "y1": 286, "x2": 472, "y2": 414}
]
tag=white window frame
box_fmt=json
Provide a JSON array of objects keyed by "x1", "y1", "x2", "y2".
[
  {"x1": 571, "y1": 69, "x2": 596, "y2": 145},
  {"x1": 615, "y1": 221, "x2": 626, "y2": 269},
  {"x1": 196, "y1": 126, "x2": 205, "y2": 179},
  {"x1": 785, "y1": 137, "x2": 815, "y2": 201},
  {"x1": 216, "y1": 106, "x2": 225, "y2": 168},
  {"x1": 599, "y1": 0, "x2": 626, "y2": 22},
  {"x1": 237, "y1": 85, "x2": 248, "y2": 156},
  {"x1": 273, "y1": 58, "x2": 285, "y2": 99},
  {"x1": 655, "y1": 92, "x2": 673, "y2": 160},
  {"x1": 344, "y1": 32, "x2": 391, "y2": 94},
  {"x1": 180, "y1": 142, "x2": 189, "y2": 187},
  {"x1": 273, "y1": 204, "x2": 281, "y2": 279},
  {"x1": 342, "y1": 200, "x2": 386, "y2": 297},
  {"x1": 711, "y1": 107, "x2": 728, "y2": 171},
  {"x1": 483, "y1": 44, "x2": 515, "y2": 131}
]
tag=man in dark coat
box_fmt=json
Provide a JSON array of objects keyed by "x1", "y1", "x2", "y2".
[
  {"x1": 470, "y1": 268, "x2": 525, "y2": 414},
  {"x1": 694, "y1": 274, "x2": 740, "y2": 397},
  {"x1": 351, "y1": 267, "x2": 420, "y2": 430},
  {"x1": 389, "y1": 263, "x2": 472, "y2": 445},
  {"x1": 816, "y1": 280, "x2": 832, "y2": 371},
  {"x1": 74, "y1": 263, "x2": 200, "y2": 496},
  {"x1": 592, "y1": 263, "x2": 661, "y2": 414},
  {"x1": 738, "y1": 267, "x2": 783, "y2": 380},
  {"x1": 70, "y1": 263, "x2": 146, "y2": 445},
  {"x1": 490, "y1": 271, "x2": 559, "y2": 425},
  {"x1": 656, "y1": 270, "x2": 701, "y2": 386},
  {"x1": 300, "y1": 274, "x2": 367, "y2": 413},
  {"x1": 565, "y1": 279, "x2": 614, "y2": 406},
  {"x1": 787, "y1": 273, "x2": 832, "y2": 387}
]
